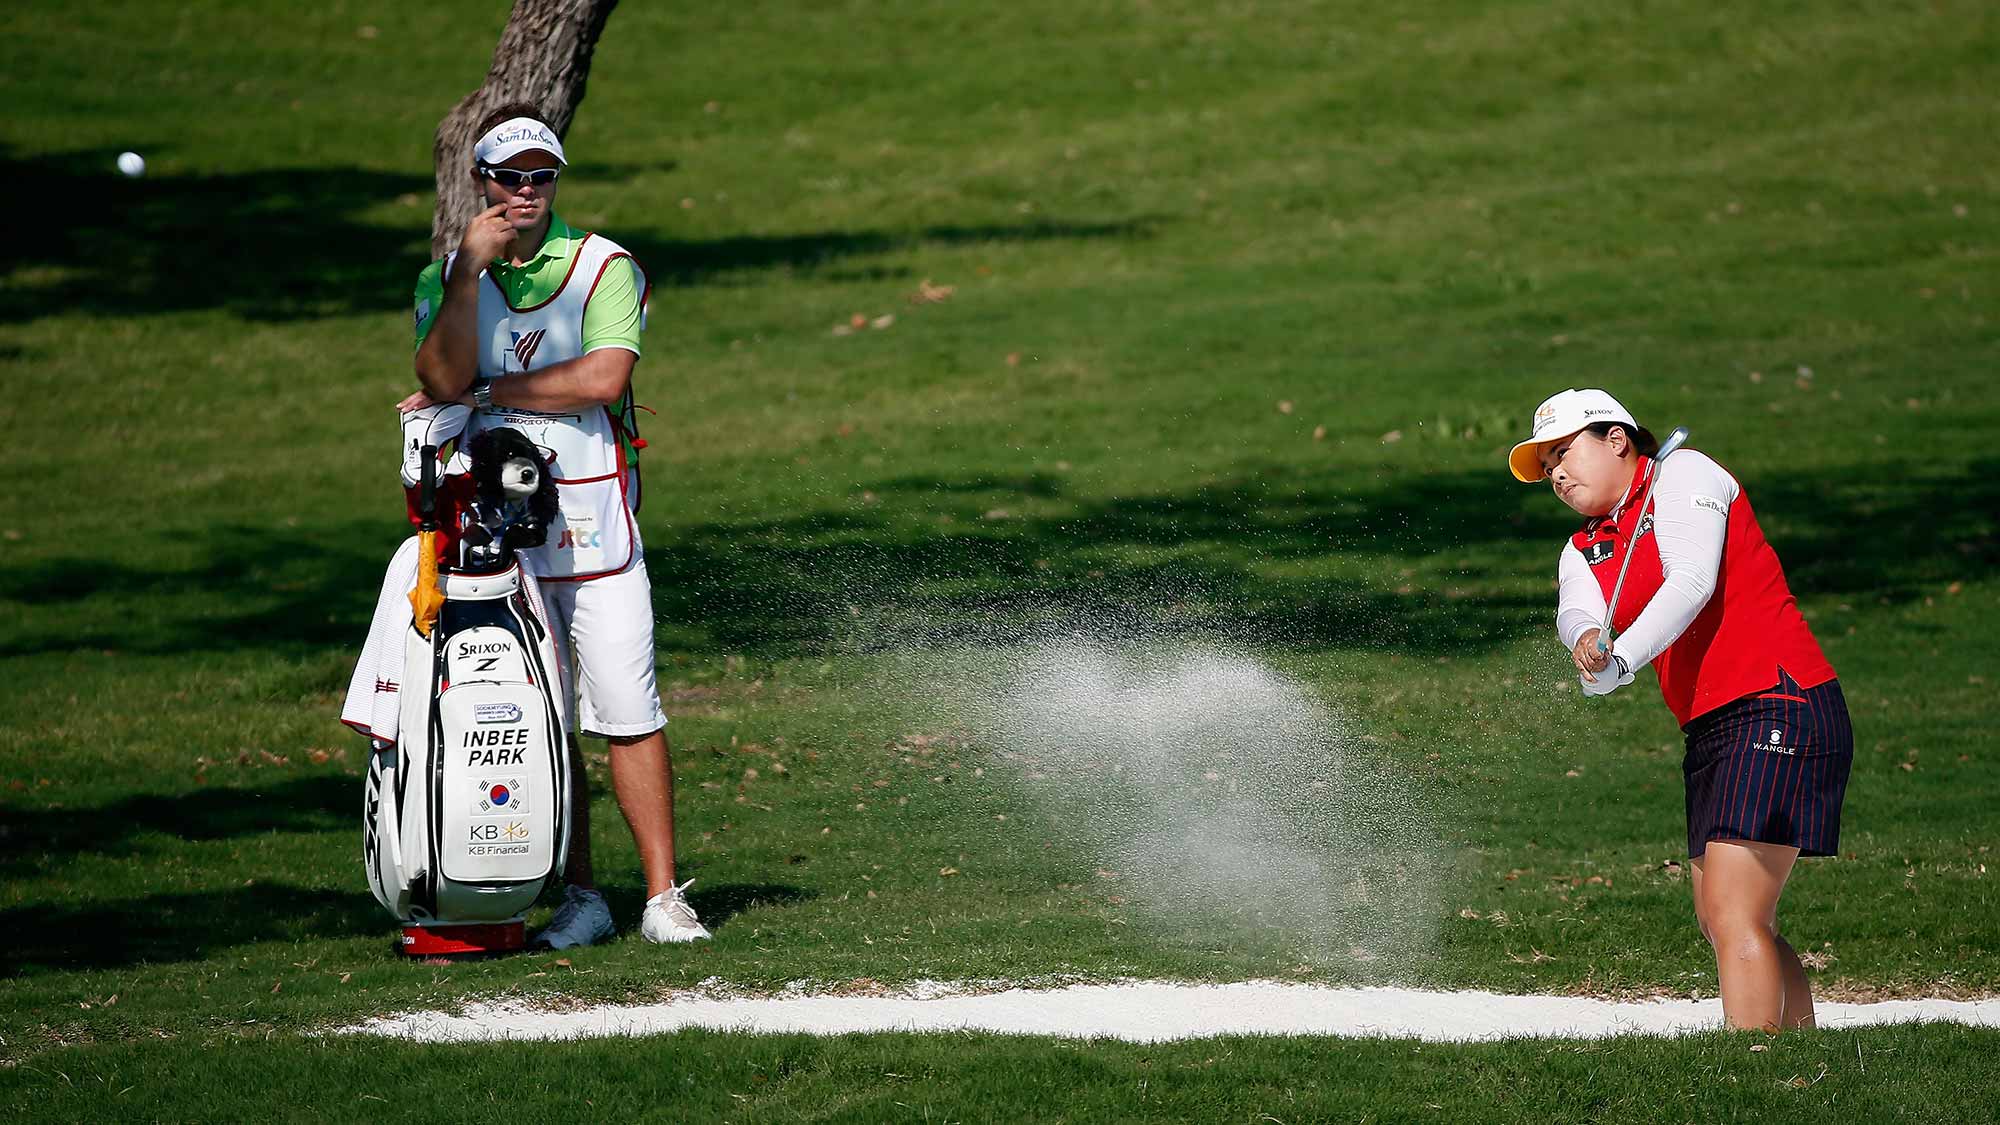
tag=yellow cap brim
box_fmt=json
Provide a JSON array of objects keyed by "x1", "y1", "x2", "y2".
[
  {"x1": 1507, "y1": 427, "x2": 1583, "y2": 483},
  {"x1": 1507, "y1": 438, "x2": 1545, "y2": 483}
]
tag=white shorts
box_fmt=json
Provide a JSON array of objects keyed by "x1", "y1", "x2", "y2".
[{"x1": 537, "y1": 555, "x2": 667, "y2": 739}]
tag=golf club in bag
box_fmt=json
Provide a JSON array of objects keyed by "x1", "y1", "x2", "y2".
[{"x1": 356, "y1": 420, "x2": 572, "y2": 956}]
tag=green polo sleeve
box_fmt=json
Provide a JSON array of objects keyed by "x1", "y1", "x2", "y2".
[
  {"x1": 581, "y1": 256, "x2": 644, "y2": 356},
  {"x1": 412, "y1": 260, "x2": 446, "y2": 351}
]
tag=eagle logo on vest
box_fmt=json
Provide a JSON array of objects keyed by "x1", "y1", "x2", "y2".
[
  {"x1": 511, "y1": 329, "x2": 548, "y2": 370},
  {"x1": 1584, "y1": 540, "x2": 1615, "y2": 566}
]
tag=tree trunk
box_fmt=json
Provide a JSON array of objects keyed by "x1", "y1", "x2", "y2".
[{"x1": 429, "y1": 0, "x2": 621, "y2": 259}]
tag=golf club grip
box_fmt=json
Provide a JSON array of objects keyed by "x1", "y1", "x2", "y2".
[{"x1": 418, "y1": 443, "x2": 438, "y2": 531}]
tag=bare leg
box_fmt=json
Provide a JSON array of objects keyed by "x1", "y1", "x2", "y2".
[
  {"x1": 1689, "y1": 857, "x2": 1712, "y2": 947},
  {"x1": 607, "y1": 727, "x2": 677, "y2": 898},
  {"x1": 1691, "y1": 840, "x2": 1804, "y2": 1031},
  {"x1": 1773, "y1": 933, "x2": 1815, "y2": 1028}
]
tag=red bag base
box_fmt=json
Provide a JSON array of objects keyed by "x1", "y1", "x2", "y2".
[{"x1": 397, "y1": 921, "x2": 525, "y2": 957}]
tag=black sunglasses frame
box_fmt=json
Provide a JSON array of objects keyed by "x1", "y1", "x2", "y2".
[{"x1": 478, "y1": 164, "x2": 561, "y2": 188}]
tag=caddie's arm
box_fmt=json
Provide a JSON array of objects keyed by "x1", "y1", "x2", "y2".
[
  {"x1": 414, "y1": 204, "x2": 517, "y2": 401},
  {"x1": 480, "y1": 256, "x2": 645, "y2": 412},
  {"x1": 482, "y1": 349, "x2": 637, "y2": 412}
]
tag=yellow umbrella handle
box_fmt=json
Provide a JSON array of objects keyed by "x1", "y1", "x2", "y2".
[
  {"x1": 409, "y1": 529, "x2": 444, "y2": 637},
  {"x1": 407, "y1": 442, "x2": 445, "y2": 637}
]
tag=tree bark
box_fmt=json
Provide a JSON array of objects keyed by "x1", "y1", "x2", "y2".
[{"x1": 430, "y1": 0, "x2": 621, "y2": 259}]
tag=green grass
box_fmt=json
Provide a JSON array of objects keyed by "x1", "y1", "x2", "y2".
[
  {"x1": 3, "y1": 0, "x2": 1997, "y2": 1117},
  {"x1": 7, "y1": 1025, "x2": 1999, "y2": 1123}
]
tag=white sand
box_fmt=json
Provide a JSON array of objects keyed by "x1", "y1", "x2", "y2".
[{"x1": 346, "y1": 981, "x2": 2000, "y2": 1044}]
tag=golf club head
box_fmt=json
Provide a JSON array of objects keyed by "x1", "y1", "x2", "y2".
[{"x1": 1655, "y1": 425, "x2": 1690, "y2": 460}]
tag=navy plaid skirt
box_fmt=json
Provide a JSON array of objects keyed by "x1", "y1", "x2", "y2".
[{"x1": 1682, "y1": 669, "x2": 1854, "y2": 858}]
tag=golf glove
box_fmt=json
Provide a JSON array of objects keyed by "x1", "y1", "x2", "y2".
[{"x1": 1580, "y1": 652, "x2": 1634, "y2": 697}]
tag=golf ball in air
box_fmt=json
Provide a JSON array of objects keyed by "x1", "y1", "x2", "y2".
[{"x1": 116, "y1": 151, "x2": 146, "y2": 177}]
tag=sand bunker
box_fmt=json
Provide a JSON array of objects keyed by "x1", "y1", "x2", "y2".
[{"x1": 348, "y1": 981, "x2": 2000, "y2": 1044}]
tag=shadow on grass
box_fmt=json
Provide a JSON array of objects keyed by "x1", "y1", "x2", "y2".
[
  {"x1": 0, "y1": 883, "x2": 821, "y2": 974},
  {"x1": 0, "y1": 883, "x2": 384, "y2": 976},
  {"x1": 594, "y1": 881, "x2": 817, "y2": 935},
  {"x1": 11, "y1": 147, "x2": 432, "y2": 324},
  {"x1": 645, "y1": 457, "x2": 2000, "y2": 658},
  {"x1": 0, "y1": 524, "x2": 403, "y2": 659},
  {"x1": 1, "y1": 459, "x2": 1990, "y2": 661},
  {"x1": 0, "y1": 771, "x2": 814, "y2": 969},
  {"x1": 0, "y1": 777, "x2": 354, "y2": 877},
  {"x1": 7, "y1": 145, "x2": 1149, "y2": 323},
  {"x1": 639, "y1": 468, "x2": 1548, "y2": 659},
  {"x1": 620, "y1": 219, "x2": 1155, "y2": 289}
]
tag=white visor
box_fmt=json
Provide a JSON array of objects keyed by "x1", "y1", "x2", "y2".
[{"x1": 473, "y1": 117, "x2": 567, "y2": 167}]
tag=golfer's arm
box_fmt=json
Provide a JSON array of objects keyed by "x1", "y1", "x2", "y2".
[
  {"x1": 415, "y1": 266, "x2": 484, "y2": 401},
  {"x1": 1610, "y1": 454, "x2": 1734, "y2": 671},
  {"x1": 488, "y1": 347, "x2": 638, "y2": 412},
  {"x1": 1556, "y1": 543, "x2": 1607, "y2": 650}
]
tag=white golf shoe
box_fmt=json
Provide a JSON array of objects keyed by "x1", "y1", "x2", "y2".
[{"x1": 641, "y1": 878, "x2": 712, "y2": 943}]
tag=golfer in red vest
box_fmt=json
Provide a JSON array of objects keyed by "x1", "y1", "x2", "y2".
[{"x1": 1509, "y1": 388, "x2": 1854, "y2": 1031}]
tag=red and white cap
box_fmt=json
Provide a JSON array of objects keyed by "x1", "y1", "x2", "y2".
[
  {"x1": 473, "y1": 117, "x2": 567, "y2": 167},
  {"x1": 1507, "y1": 388, "x2": 1648, "y2": 482}
]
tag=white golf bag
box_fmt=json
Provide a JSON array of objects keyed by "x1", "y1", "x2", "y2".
[{"x1": 350, "y1": 411, "x2": 573, "y2": 956}]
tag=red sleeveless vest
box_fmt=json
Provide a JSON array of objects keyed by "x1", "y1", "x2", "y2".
[{"x1": 1572, "y1": 456, "x2": 1835, "y2": 727}]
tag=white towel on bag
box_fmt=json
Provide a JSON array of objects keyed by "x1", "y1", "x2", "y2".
[{"x1": 340, "y1": 535, "x2": 422, "y2": 743}]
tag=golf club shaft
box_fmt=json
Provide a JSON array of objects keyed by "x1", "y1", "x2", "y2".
[
  {"x1": 1597, "y1": 425, "x2": 1691, "y2": 654},
  {"x1": 417, "y1": 443, "x2": 439, "y2": 532}
]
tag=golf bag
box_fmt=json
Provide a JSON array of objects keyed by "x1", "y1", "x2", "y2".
[{"x1": 352, "y1": 414, "x2": 572, "y2": 956}]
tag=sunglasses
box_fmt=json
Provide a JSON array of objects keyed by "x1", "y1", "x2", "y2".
[{"x1": 478, "y1": 164, "x2": 561, "y2": 188}]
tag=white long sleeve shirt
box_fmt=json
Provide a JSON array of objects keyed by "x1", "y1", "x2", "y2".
[{"x1": 1556, "y1": 450, "x2": 1739, "y2": 673}]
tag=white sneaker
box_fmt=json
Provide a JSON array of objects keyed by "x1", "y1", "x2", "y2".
[{"x1": 641, "y1": 878, "x2": 712, "y2": 943}]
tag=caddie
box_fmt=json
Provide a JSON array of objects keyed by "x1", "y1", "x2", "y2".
[{"x1": 401, "y1": 102, "x2": 708, "y2": 947}]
